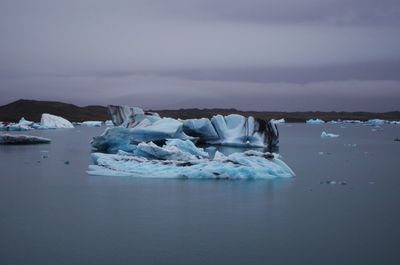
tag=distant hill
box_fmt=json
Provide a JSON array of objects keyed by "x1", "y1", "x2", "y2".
[
  {"x1": 0, "y1": 99, "x2": 109, "y2": 122},
  {"x1": 0, "y1": 99, "x2": 399, "y2": 122}
]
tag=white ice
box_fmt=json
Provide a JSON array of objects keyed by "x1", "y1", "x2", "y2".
[
  {"x1": 81, "y1": 121, "x2": 103, "y2": 127},
  {"x1": 306, "y1": 119, "x2": 325, "y2": 124},
  {"x1": 365, "y1": 119, "x2": 386, "y2": 126},
  {"x1": 321, "y1": 131, "x2": 339, "y2": 138},
  {"x1": 183, "y1": 114, "x2": 272, "y2": 147},
  {"x1": 91, "y1": 118, "x2": 193, "y2": 153},
  {"x1": 39, "y1": 113, "x2": 74, "y2": 129},
  {"x1": 88, "y1": 149, "x2": 295, "y2": 179},
  {"x1": 271, "y1": 118, "x2": 285, "y2": 124}
]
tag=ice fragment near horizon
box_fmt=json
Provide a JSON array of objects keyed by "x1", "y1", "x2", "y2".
[
  {"x1": 366, "y1": 119, "x2": 385, "y2": 126},
  {"x1": 306, "y1": 119, "x2": 325, "y2": 124},
  {"x1": 81, "y1": 121, "x2": 102, "y2": 127},
  {"x1": 39, "y1": 113, "x2": 74, "y2": 129}
]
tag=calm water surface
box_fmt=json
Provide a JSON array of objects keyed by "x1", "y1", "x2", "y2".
[{"x1": 0, "y1": 124, "x2": 399, "y2": 265}]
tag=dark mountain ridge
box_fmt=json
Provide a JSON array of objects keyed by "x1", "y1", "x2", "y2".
[
  {"x1": 0, "y1": 99, "x2": 109, "y2": 122},
  {"x1": 0, "y1": 99, "x2": 399, "y2": 123}
]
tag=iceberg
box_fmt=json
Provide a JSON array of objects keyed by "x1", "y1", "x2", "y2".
[
  {"x1": 93, "y1": 106, "x2": 279, "y2": 152},
  {"x1": 321, "y1": 131, "x2": 339, "y2": 138},
  {"x1": 40, "y1": 113, "x2": 74, "y2": 129},
  {"x1": 365, "y1": 119, "x2": 386, "y2": 126},
  {"x1": 18, "y1": 117, "x2": 34, "y2": 127},
  {"x1": 0, "y1": 134, "x2": 51, "y2": 144},
  {"x1": 105, "y1": 105, "x2": 279, "y2": 148},
  {"x1": 108, "y1": 105, "x2": 160, "y2": 128},
  {"x1": 183, "y1": 114, "x2": 278, "y2": 147},
  {"x1": 306, "y1": 119, "x2": 325, "y2": 124},
  {"x1": 88, "y1": 149, "x2": 295, "y2": 179},
  {"x1": 89, "y1": 105, "x2": 292, "y2": 179},
  {"x1": 81, "y1": 121, "x2": 103, "y2": 127},
  {"x1": 0, "y1": 118, "x2": 36, "y2": 131},
  {"x1": 7, "y1": 123, "x2": 33, "y2": 131},
  {"x1": 91, "y1": 118, "x2": 193, "y2": 153}
]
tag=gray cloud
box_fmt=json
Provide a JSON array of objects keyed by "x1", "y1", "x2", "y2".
[{"x1": 0, "y1": 0, "x2": 399, "y2": 110}]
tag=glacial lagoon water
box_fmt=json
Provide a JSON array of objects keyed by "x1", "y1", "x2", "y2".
[{"x1": 0, "y1": 124, "x2": 399, "y2": 265}]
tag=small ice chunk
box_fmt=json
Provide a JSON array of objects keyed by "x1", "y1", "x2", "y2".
[
  {"x1": 321, "y1": 131, "x2": 339, "y2": 138},
  {"x1": 81, "y1": 121, "x2": 102, "y2": 127},
  {"x1": 366, "y1": 119, "x2": 386, "y2": 126}
]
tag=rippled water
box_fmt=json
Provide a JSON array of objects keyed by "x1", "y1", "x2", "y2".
[{"x1": 0, "y1": 124, "x2": 399, "y2": 265}]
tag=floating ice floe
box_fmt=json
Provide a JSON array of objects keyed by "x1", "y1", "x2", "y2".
[
  {"x1": 88, "y1": 144, "x2": 295, "y2": 179},
  {"x1": 81, "y1": 121, "x2": 102, "y2": 127},
  {"x1": 40, "y1": 113, "x2": 74, "y2": 129},
  {"x1": 321, "y1": 131, "x2": 339, "y2": 138},
  {"x1": 0, "y1": 134, "x2": 51, "y2": 145},
  {"x1": 271, "y1": 118, "x2": 285, "y2": 124},
  {"x1": 365, "y1": 119, "x2": 385, "y2": 126},
  {"x1": 306, "y1": 119, "x2": 325, "y2": 124}
]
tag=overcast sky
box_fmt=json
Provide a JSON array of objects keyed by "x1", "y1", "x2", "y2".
[{"x1": 0, "y1": 0, "x2": 399, "y2": 111}]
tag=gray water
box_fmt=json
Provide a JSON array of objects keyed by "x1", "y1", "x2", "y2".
[{"x1": 0, "y1": 124, "x2": 399, "y2": 265}]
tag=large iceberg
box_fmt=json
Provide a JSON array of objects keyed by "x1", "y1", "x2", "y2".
[
  {"x1": 99, "y1": 105, "x2": 279, "y2": 151},
  {"x1": 306, "y1": 119, "x2": 325, "y2": 124},
  {"x1": 88, "y1": 105, "x2": 290, "y2": 179},
  {"x1": 0, "y1": 134, "x2": 51, "y2": 144},
  {"x1": 40, "y1": 113, "x2": 74, "y2": 129},
  {"x1": 88, "y1": 146, "x2": 295, "y2": 179}
]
